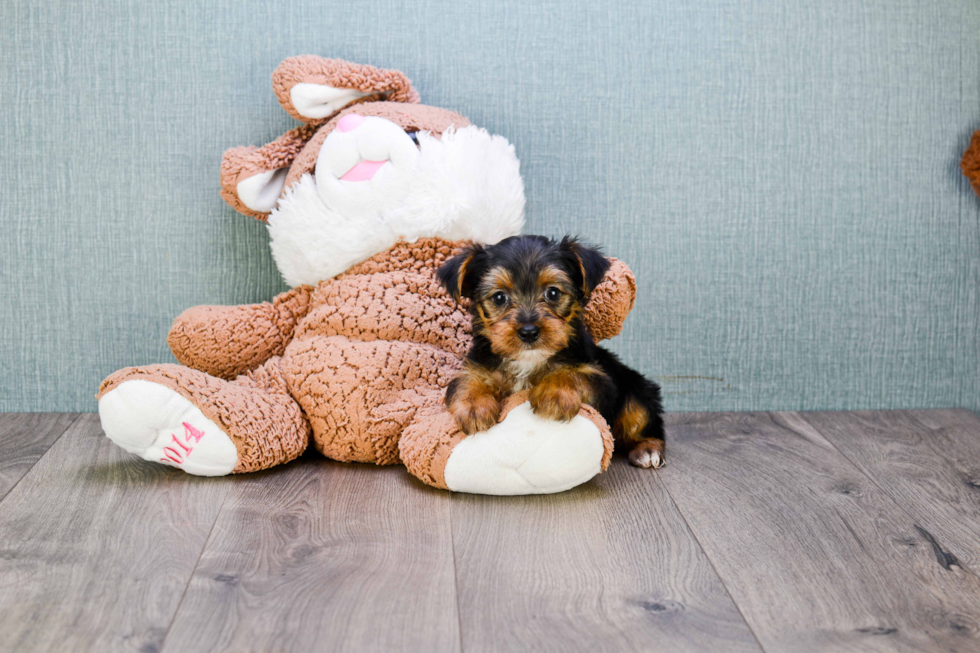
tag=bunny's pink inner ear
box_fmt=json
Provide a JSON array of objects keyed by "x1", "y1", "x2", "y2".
[{"x1": 272, "y1": 55, "x2": 420, "y2": 123}]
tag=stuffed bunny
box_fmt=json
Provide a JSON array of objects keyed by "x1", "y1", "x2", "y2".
[{"x1": 98, "y1": 56, "x2": 637, "y2": 495}]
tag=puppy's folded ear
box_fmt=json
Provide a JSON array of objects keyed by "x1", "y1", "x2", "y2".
[
  {"x1": 560, "y1": 236, "x2": 611, "y2": 298},
  {"x1": 438, "y1": 244, "x2": 487, "y2": 302}
]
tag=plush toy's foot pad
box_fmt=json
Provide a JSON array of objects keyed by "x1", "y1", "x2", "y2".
[
  {"x1": 443, "y1": 401, "x2": 607, "y2": 495},
  {"x1": 99, "y1": 379, "x2": 238, "y2": 476}
]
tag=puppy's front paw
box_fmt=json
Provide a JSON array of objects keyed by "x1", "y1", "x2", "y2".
[
  {"x1": 451, "y1": 396, "x2": 501, "y2": 435},
  {"x1": 529, "y1": 381, "x2": 582, "y2": 422},
  {"x1": 628, "y1": 440, "x2": 665, "y2": 469}
]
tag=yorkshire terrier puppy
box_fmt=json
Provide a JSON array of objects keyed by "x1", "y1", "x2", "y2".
[{"x1": 437, "y1": 235, "x2": 666, "y2": 468}]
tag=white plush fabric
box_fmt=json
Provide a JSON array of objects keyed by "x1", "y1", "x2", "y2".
[
  {"x1": 442, "y1": 402, "x2": 606, "y2": 495},
  {"x1": 314, "y1": 115, "x2": 423, "y2": 219},
  {"x1": 290, "y1": 83, "x2": 370, "y2": 120},
  {"x1": 267, "y1": 122, "x2": 525, "y2": 287},
  {"x1": 98, "y1": 380, "x2": 238, "y2": 476}
]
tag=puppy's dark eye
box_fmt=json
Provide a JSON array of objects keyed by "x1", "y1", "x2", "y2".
[
  {"x1": 545, "y1": 287, "x2": 562, "y2": 302},
  {"x1": 406, "y1": 130, "x2": 420, "y2": 147},
  {"x1": 491, "y1": 291, "x2": 508, "y2": 307}
]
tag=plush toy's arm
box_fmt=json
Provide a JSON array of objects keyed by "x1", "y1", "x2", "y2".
[
  {"x1": 167, "y1": 285, "x2": 314, "y2": 380},
  {"x1": 583, "y1": 258, "x2": 636, "y2": 342}
]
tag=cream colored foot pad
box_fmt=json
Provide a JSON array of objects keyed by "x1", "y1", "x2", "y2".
[
  {"x1": 98, "y1": 380, "x2": 237, "y2": 476},
  {"x1": 443, "y1": 402, "x2": 606, "y2": 495}
]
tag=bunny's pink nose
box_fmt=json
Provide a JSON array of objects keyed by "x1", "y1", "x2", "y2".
[{"x1": 337, "y1": 113, "x2": 365, "y2": 133}]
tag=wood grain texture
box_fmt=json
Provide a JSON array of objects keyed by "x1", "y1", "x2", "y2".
[
  {"x1": 0, "y1": 412, "x2": 79, "y2": 500},
  {"x1": 160, "y1": 458, "x2": 460, "y2": 653},
  {"x1": 799, "y1": 409, "x2": 980, "y2": 571},
  {"x1": 0, "y1": 414, "x2": 232, "y2": 653},
  {"x1": 658, "y1": 411, "x2": 980, "y2": 652},
  {"x1": 8, "y1": 409, "x2": 980, "y2": 652},
  {"x1": 450, "y1": 459, "x2": 763, "y2": 653}
]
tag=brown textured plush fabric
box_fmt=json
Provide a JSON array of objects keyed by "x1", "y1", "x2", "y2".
[
  {"x1": 296, "y1": 272, "x2": 471, "y2": 358},
  {"x1": 220, "y1": 123, "x2": 320, "y2": 220},
  {"x1": 99, "y1": 358, "x2": 311, "y2": 474},
  {"x1": 343, "y1": 237, "x2": 460, "y2": 277},
  {"x1": 168, "y1": 285, "x2": 314, "y2": 379},
  {"x1": 100, "y1": 237, "x2": 634, "y2": 485},
  {"x1": 399, "y1": 397, "x2": 469, "y2": 489},
  {"x1": 279, "y1": 238, "x2": 470, "y2": 464},
  {"x1": 272, "y1": 55, "x2": 420, "y2": 123},
  {"x1": 583, "y1": 258, "x2": 636, "y2": 342},
  {"x1": 963, "y1": 130, "x2": 980, "y2": 198},
  {"x1": 284, "y1": 338, "x2": 461, "y2": 464}
]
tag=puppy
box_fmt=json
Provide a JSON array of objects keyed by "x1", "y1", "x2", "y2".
[{"x1": 437, "y1": 235, "x2": 666, "y2": 468}]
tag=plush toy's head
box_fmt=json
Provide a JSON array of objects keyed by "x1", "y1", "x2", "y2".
[
  {"x1": 220, "y1": 56, "x2": 525, "y2": 287},
  {"x1": 962, "y1": 130, "x2": 980, "y2": 199}
]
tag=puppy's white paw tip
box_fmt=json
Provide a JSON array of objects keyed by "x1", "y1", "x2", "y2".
[
  {"x1": 629, "y1": 445, "x2": 665, "y2": 469},
  {"x1": 99, "y1": 380, "x2": 237, "y2": 476}
]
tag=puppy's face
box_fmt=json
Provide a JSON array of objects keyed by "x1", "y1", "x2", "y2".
[
  {"x1": 474, "y1": 258, "x2": 579, "y2": 360},
  {"x1": 438, "y1": 236, "x2": 611, "y2": 362}
]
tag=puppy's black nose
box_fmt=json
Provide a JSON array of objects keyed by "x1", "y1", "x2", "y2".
[{"x1": 517, "y1": 324, "x2": 540, "y2": 343}]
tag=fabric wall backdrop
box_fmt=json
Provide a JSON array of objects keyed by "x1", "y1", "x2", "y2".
[{"x1": 1, "y1": 0, "x2": 978, "y2": 413}]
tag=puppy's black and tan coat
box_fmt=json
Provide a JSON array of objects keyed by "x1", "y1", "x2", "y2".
[{"x1": 437, "y1": 235, "x2": 666, "y2": 468}]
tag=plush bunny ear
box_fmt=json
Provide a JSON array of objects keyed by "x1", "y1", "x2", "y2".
[
  {"x1": 220, "y1": 123, "x2": 319, "y2": 220},
  {"x1": 272, "y1": 55, "x2": 420, "y2": 123},
  {"x1": 962, "y1": 130, "x2": 980, "y2": 198}
]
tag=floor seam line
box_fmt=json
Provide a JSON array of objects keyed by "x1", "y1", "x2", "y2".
[
  {"x1": 0, "y1": 413, "x2": 84, "y2": 506},
  {"x1": 449, "y1": 495, "x2": 466, "y2": 653},
  {"x1": 157, "y1": 482, "x2": 233, "y2": 652},
  {"x1": 654, "y1": 461, "x2": 769, "y2": 653}
]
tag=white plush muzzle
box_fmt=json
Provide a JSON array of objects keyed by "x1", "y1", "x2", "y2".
[{"x1": 267, "y1": 120, "x2": 525, "y2": 287}]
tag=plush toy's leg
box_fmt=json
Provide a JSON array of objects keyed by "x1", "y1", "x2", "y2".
[
  {"x1": 400, "y1": 393, "x2": 615, "y2": 495},
  {"x1": 281, "y1": 336, "x2": 462, "y2": 465},
  {"x1": 97, "y1": 357, "x2": 311, "y2": 476}
]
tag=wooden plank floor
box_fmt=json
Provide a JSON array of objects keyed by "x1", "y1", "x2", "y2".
[{"x1": 1, "y1": 409, "x2": 979, "y2": 652}]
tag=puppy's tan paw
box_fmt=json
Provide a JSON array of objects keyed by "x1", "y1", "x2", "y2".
[
  {"x1": 452, "y1": 397, "x2": 501, "y2": 435},
  {"x1": 628, "y1": 440, "x2": 665, "y2": 469},
  {"x1": 529, "y1": 381, "x2": 582, "y2": 422}
]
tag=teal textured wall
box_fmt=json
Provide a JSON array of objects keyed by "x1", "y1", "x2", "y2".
[{"x1": 1, "y1": 0, "x2": 978, "y2": 412}]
